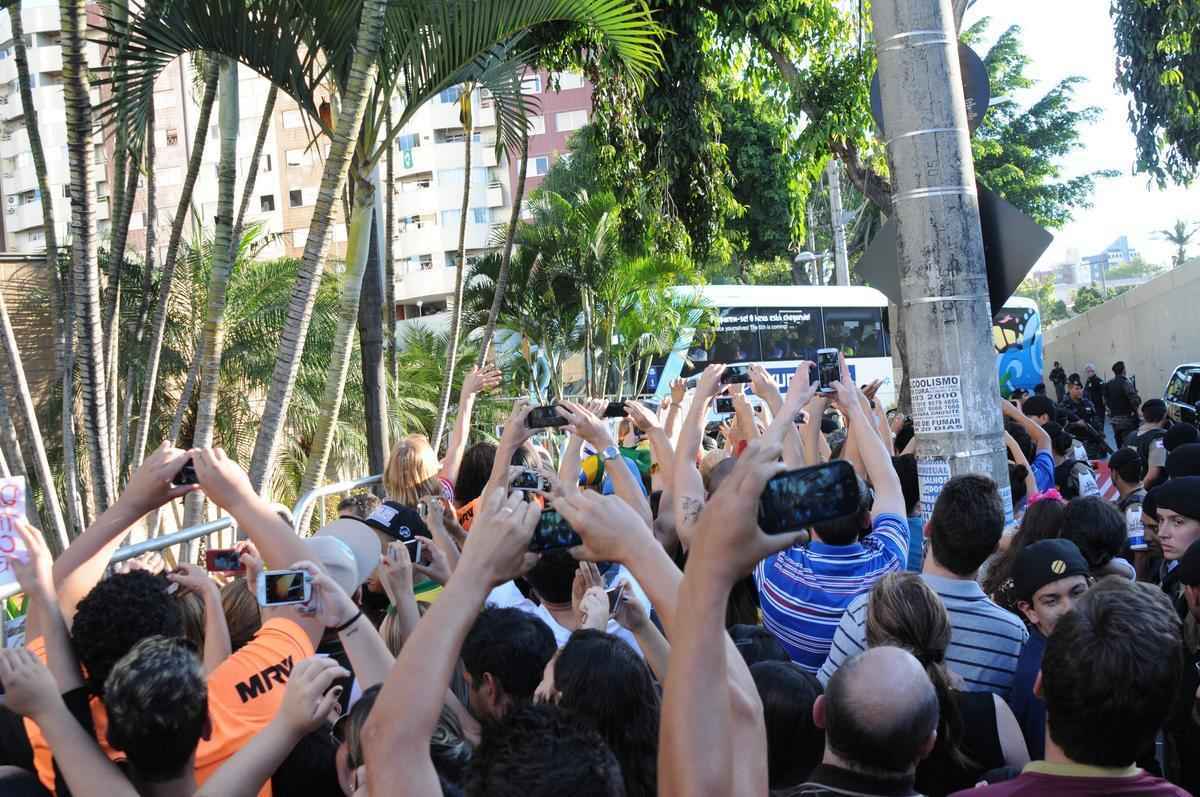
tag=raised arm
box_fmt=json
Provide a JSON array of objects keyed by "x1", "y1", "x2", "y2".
[
  {"x1": 664, "y1": 378, "x2": 686, "y2": 444},
  {"x1": 1002, "y1": 398, "x2": 1051, "y2": 454},
  {"x1": 363, "y1": 488, "x2": 538, "y2": 797},
  {"x1": 831, "y1": 357, "x2": 904, "y2": 518},
  {"x1": 196, "y1": 657, "x2": 349, "y2": 797},
  {"x1": 802, "y1": 395, "x2": 829, "y2": 467},
  {"x1": 1004, "y1": 429, "x2": 1038, "y2": 503},
  {"x1": 440, "y1": 365, "x2": 502, "y2": 485},
  {"x1": 560, "y1": 400, "x2": 652, "y2": 527},
  {"x1": 611, "y1": 578, "x2": 671, "y2": 682},
  {"x1": 483, "y1": 400, "x2": 537, "y2": 500},
  {"x1": 673, "y1": 365, "x2": 726, "y2": 550},
  {"x1": 12, "y1": 521, "x2": 83, "y2": 691},
  {"x1": 295, "y1": 559, "x2": 394, "y2": 690},
  {"x1": 626, "y1": 400, "x2": 676, "y2": 494},
  {"x1": 166, "y1": 563, "x2": 233, "y2": 674},
  {"x1": 0, "y1": 649, "x2": 138, "y2": 797},
  {"x1": 52, "y1": 443, "x2": 196, "y2": 623}
]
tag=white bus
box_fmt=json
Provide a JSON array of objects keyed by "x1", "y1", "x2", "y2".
[{"x1": 646, "y1": 285, "x2": 897, "y2": 408}]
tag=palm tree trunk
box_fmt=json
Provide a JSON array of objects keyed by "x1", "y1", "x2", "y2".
[
  {"x1": 128, "y1": 57, "x2": 219, "y2": 473},
  {"x1": 431, "y1": 93, "x2": 473, "y2": 452},
  {"x1": 62, "y1": 0, "x2": 115, "y2": 511},
  {"x1": 479, "y1": 132, "x2": 528, "y2": 366},
  {"x1": 581, "y1": 289, "x2": 595, "y2": 396},
  {"x1": 247, "y1": 0, "x2": 387, "y2": 495},
  {"x1": 0, "y1": 292, "x2": 68, "y2": 552},
  {"x1": 105, "y1": 159, "x2": 139, "y2": 460},
  {"x1": 10, "y1": 2, "x2": 63, "y2": 374},
  {"x1": 181, "y1": 56, "x2": 239, "y2": 533},
  {"x1": 232, "y1": 84, "x2": 277, "y2": 245},
  {"x1": 299, "y1": 173, "x2": 375, "y2": 506},
  {"x1": 61, "y1": 260, "x2": 84, "y2": 536},
  {"x1": 384, "y1": 107, "x2": 396, "y2": 380},
  {"x1": 357, "y1": 171, "x2": 389, "y2": 482}
]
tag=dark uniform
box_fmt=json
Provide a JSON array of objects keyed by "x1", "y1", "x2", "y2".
[{"x1": 1086, "y1": 374, "x2": 1106, "y2": 425}]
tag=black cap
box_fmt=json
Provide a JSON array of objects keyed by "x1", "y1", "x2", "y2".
[
  {"x1": 1166, "y1": 423, "x2": 1200, "y2": 452},
  {"x1": 1067, "y1": 373, "x2": 1083, "y2": 387},
  {"x1": 1144, "y1": 487, "x2": 1159, "y2": 521},
  {"x1": 362, "y1": 500, "x2": 430, "y2": 542},
  {"x1": 1012, "y1": 539, "x2": 1090, "y2": 603},
  {"x1": 1167, "y1": 443, "x2": 1200, "y2": 479},
  {"x1": 1109, "y1": 446, "x2": 1143, "y2": 473},
  {"x1": 1150, "y1": 476, "x2": 1200, "y2": 522},
  {"x1": 1176, "y1": 541, "x2": 1200, "y2": 586}
]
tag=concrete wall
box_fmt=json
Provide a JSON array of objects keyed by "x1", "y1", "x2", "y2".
[{"x1": 1044, "y1": 258, "x2": 1200, "y2": 396}]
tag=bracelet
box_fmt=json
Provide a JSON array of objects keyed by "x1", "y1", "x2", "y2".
[{"x1": 332, "y1": 610, "x2": 363, "y2": 633}]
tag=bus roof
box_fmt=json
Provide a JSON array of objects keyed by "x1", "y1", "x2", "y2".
[
  {"x1": 673, "y1": 284, "x2": 889, "y2": 308},
  {"x1": 1002, "y1": 296, "x2": 1037, "y2": 311}
]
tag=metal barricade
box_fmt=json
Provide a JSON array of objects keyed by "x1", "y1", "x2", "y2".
[{"x1": 290, "y1": 474, "x2": 383, "y2": 534}]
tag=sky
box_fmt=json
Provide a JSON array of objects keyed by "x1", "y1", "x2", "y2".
[{"x1": 962, "y1": 1, "x2": 1198, "y2": 272}]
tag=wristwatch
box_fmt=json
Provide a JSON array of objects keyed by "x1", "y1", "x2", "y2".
[{"x1": 600, "y1": 445, "x2": 621, "y2": 463}]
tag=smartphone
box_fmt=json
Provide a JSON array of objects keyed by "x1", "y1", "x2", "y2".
[
  {"x1": 512, "y1": 469, "x2": 549, "y2": 492},
  {"x1": 172, "y1": 459, "x2": 198, "y2": 486},
  {"x1": 403, "y1": 538, "x2": 423, "y2": 564},
  {"x1": 527, "y1": 405, "x2": 568, "y2": 429},
  {"x1": 602, "y1": 401, "x2": 628, "y2": 418},
  {"x1": 715, "y1": 396, "x2": 735, "y2": 414},
  {"x1": 256, "y1": 570, "x2": 312, "y2": 607},
  {"x1": 816, "y1": 348, "x2": 840, "y2": 392},
  {"x1": 530, "y1": 509, "x2": 583, "y2": 552},
  {"x1": 606, "y1": 583, "x2": 626, "y2": 613},
  {"x1": 721, "y1": 365, "x2": 752, "y2": 385},
  {"x1": 205, "y1": 548, "x2": 244, "y2": 574},
  {"x1": 758, "y1": 460, "x2": 862, "y2": 535}
]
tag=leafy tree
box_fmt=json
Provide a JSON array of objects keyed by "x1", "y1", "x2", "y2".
[
  {"x1": 1111, "y1": 0, "x2": 1200, "y2": 184},
  {"x1": 968, "y1": 20, "x2": 1117, "y2": 229},
  {"x1": 1156, "y1": 219, "x2": 1200, "y2": 268},
  {"x1": 1105, "y1": 256, "x2": 1166, "y2": 280},
  {"x1": 1072, "y1": 285, "x2": 1107, "y2": 315},
  {"x1": 1015, "y1": 273, "x2": 1069, "y2": 327}
]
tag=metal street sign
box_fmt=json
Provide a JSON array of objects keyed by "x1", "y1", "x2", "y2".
[{"x1": 870, "y1": 43, "x2": 991, "y2": 137}]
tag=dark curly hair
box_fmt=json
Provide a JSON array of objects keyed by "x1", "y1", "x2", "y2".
[
  {"x1": 71, "y1": 571, "x2": 182, "y2": 695},
  {"x1": 555, "y1": 630, "x2": 659, "y2": 797}
]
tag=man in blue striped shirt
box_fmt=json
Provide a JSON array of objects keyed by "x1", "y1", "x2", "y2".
[
  {"x1": 754, "y1": 378, "x2": 909, "y2": 672},
  {"x1": 817, "y1": 474, "x2": 1030, "y2": 693}
]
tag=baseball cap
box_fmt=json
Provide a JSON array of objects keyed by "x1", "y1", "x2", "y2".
[
  {"x1": 304, "y1": 536, "x2": 360, "y2": 596},
  {"x1": 1011, "y1": 539, "x2": 1090, "y2": 603},
  {"x1": 1150, "y1": 476, "x2": 1200, "y2": 522},
  {"x1": 1067, "y1": 373, "x2": 1083, "y2": 387},
  {"x1": 313, "y1": 517, "x2": 382, "y2": 593},
  {"x1": 1175, "y1": 540, "x2": 1200, "y2": 586},
  {"x1": 1108, "y1": 446, "x2": 1143, "y2": 473},
  {"x1": 362, "y1": 500, "x2": 431, "y2": 542},
  {"x1": 1167, "y1": 444, "x2": 1200, "y2": 479}
]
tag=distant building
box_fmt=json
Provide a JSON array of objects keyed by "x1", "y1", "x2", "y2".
[{"x1": 1082, "y1": 235, "x2": 1138, "y2": 285}]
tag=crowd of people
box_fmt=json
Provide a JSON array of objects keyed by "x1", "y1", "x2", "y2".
[{"x1": 0, "y1": 353, "x2": 1197, "y2": 797}]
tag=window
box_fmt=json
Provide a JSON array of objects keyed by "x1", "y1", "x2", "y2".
[
  {"x1": 61, "y1": 184, "x2": 70, "y2": 198},
  {"x1": 471, "y1": 208, "x2": 488, "y2": 224},
  {"x1": 439, "y1": 85, "x2": 463, "y2": 104},
  {"x1": 1167, "y1": 369, "x2": 1192, "y2": 402},
  {"x1": 399, "y1": 176, "x2": 431, "y2": 193},
  {"x1": 260, "y1": 153, "x2": 273, "y2": 173},
  {"x1": 757, "y1": 308, "x2": 823, "y2": 363},
  {"x1": 19, "y1": 190, "x2": 35, "y2": 204},
  {"x1": 439, "y1": 167, "x2": 486, "y2": 186},
  {"x1": 92, "y1": 183, "x2": 106, "y2": 200},
  {"x1": 525, "y1": 115, "x2": 546, "y2": 136},
  {"x1": 555, "y1": 110, "x2": 588, "y2": 132},
  {"x1": 259, "y1": 194, "x2": 275, "y2": 212},
  {"x1": 93, "y1": 144, "x2": 105, "y2": 164},
  {"x1": 152, "y1": 91, "x2": 176, "y2": 110},
  {"x1": 555, "y1": 71, "x2": 586, "y2": 91},
  {"x1": 165, "y1": 128, "x2": 179, "y2": 146},
  {"x1": 530, "y1": 156, "x2": 550, "y2": 177},
  {"x1": 285, "y1": 148, "x2": 310, "y2": 167},
  {"x1": 289, "y1": 189, "x2": 304, "y2": 208},
  {"x1": 292, "y1": 228, "x2": 307, "y2": 248},
  {"x1": 823, "y1": 307, "x2": 887, "y2": 358},
  {"x1": 282, "y1": 109, "x2": 304, "y2": 129},
  {"x1": 30, "y1": 230, "x2": 42, "y2": 242},
  {"x1": 441, "y1": 209, "x2": 461, "y2": 228},
  {"x1": 520, "y1": 75, "x2": 541, "y2": 95},
  {"x1": 397, "y1": 133, "x2": 421, "y2": 150},
  {"x1": 435, "y1": 128, "x2": 481, "y2": 144}
]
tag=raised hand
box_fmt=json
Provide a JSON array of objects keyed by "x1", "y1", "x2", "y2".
[
  {"x1": 610, "y1": 578, "x2": 650, "y2": 632},
  {"x1": 624, "y1": 400, "x2": 662, "y2": 434},
  {"x1": 695, "y1": 363, "x2": 729, "y2": 401},
  {"x1": 457, "y1": 487, "x2": 540, "y2": 588},
  {"x1": 571, "y1": 561, "x2": 604, "y2": 618},
  {"x1": 749, "y1": 364, "x2": 784, "y2": 412},
  {"x1": 670, "y1": 378, "x2": 687, "y2": 405},
  {"x1": 579, "y1": 586, "x2": 610, "y2": 631},
  {"x1": 9, "y1": 520, "x2": 53, "y2": 600},
  {"x1": 166, "y1": 562, "x2": 220, "y2": 597},
  {"x1": 235, "y1": 540, "x2": 264, "y2": 593},
  {"x1": 277, "y1": 656, "x2": 351, "y2": 736},
  {"x1": 0, "y1": 648, "x2": 60, "y2": 720},
  {"x1": 378, "y1": 541, "x2": 415, "y2": 605},
  {"x1": 120, "y1": 440, "x2": 197, "y2": 517},
  {"x1": 558, "y1": 400, "x2": 617, "y2": 451},
  {"x1": 553, "y1": 488, "x2": 656, "y2": 564},
  {"x1": 461, "y1": 365, "x2": 502, "y2": 398},
  {"x1": 293, "y1": 559, "x2": 359, "y2": 630},
  {"x1": 782, "y1": 361, "x2": 818, "y2": 414},
  {"x1": 412, "y1": 538, "x2": 453, "y2": 586},
  {"x1": 190, "y1": 447, "x2": 257, "y2": 514}
]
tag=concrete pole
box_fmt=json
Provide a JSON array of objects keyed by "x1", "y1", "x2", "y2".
[
  {"x1": 827, "y1": 158, "x2": 850, "y2": 285},
  {"x1": 871, "y1": 0, "x2": 1010, "y2": 518}
]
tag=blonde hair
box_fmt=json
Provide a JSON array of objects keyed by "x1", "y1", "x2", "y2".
[
  {"x1": 220, "y1": 579, "x2": 262, "y2": 651},
  {"x1": 174, "y1": 591, "x2": 205, "y2": 651},
  {"x1": 384, "y1": 434, "x2": 443, "y2": 506}
]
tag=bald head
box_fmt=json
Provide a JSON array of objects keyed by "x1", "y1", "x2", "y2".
[{"x1": 820, "y1": 647, "x2": 938, "y2": 774}]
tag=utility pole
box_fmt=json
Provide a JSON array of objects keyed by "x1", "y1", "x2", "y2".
[
  {"x1": 827, "y1": 158, "x2": 850, "y2": 285},
  {"x1": 871, "y1": 0, "x2": 1009, "y2": 519}
]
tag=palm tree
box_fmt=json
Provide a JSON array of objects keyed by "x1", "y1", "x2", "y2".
[
  {"x1": 1157, "y1": 219, "x2": 1199, "y2": 268},
  {"x1": 62, "y1": 0, "x2": 115, "y2": 511},
  {"x1": 479, "y1": 126, "x2": 530, "y2": 366}
]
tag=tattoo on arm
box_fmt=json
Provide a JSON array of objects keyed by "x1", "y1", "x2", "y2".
[{"x1": 681, "y1": 497, "x2": 703, "y2": 527}]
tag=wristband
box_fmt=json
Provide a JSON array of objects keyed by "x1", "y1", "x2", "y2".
[{"x1": 332, "y1": 610, "x2": 364, "y2": 633}]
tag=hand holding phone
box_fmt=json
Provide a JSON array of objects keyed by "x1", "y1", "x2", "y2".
[
  {"x1": 602, "y1": 401, "x2": 628, "y2": 418},
  {"x1": 816, "y1": 349, "x2": 840, "y2": 393},
  {"x1": 172, "y1": 459, "x2": 198, "y2": 486},
  {"x1": 606, "y1": 583, "x2": 626, "y2": 613},
  {"x1": 403, "y1": 538, "x2": 423, "y2": 564},
  {"x1": 530, "y1": 509, "x2": 583, "y2": 552},
  {"x1": 715, "y1": 396, "x2": 735, "y2": 415},
  {"x1": 256, "y1": 569, "x2": 313, "y2": 606},
  {"x1": 511, "y1": 468, "x2": 550, "y2": 492},
  {"x1": 721, "y1": 365, "x2": 752, "y2": 385},
  {"x1": 205, "y1": 548, "x2": 245, "y2": 574},
  {"x1": 526, "y1": 405, "x2": 568, "y2": 429},
  {"x1": 757, "y1": 460, "x2": 862, "y2": 535}
]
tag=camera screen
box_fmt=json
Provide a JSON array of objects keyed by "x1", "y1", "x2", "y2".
[
  {"x1": 531, "y1": 510, "x2": 583, "y2": 552},
  {"x1": 209, "y1": 550, "x2": 242, "y2": 572},
  {"x1": 511, "y1": 470, "x2": 544, "y2": 491},
  {"x1": 758, "y1": 461, "x2": 861, "y2": 535},
  {"x1": 264, "y1": 571, "x2": 307, "y2": 605},
  {"x1": 817, "y1": 350, "x2": 840, "y2": 389},
  {"x1": 527, "y1": 406, "x2": 568, "y2": 428}
]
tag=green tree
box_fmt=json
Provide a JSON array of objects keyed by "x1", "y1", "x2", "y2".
[
  {"x1": 1106, "y1": 256, "x2": 1166, "y2": 280},
  {"x1": 1070, "y1": 284, "x2": 1131, "y2": 315},
  {"x1": 969, "y1": 20, "x2": 1117, "y2": 229},
  {"x1": 1156, "y1": 219, "x2": 1199, "y2": 268},
  {"x1": 1111, "y1": 0, "x2": 1200, "y2": 184},
  {"x1": 1015, "y1": 273, "x2": 1069, "y2": 327}
]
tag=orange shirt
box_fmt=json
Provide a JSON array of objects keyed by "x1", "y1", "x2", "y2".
[{"x1": 25, "y1": 617, "x2": 314, "y2": 796}]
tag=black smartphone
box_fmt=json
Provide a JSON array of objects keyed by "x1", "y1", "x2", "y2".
[
  {"x1": 721, "y1": 365, "x2": 752, "y2": 385},
  {"x1": 205, "y1": 548, "x2": 245, "y2": 573},
  {"x1": 172, "y1": 459, "x2": 198, "y2": 486},
  {"x1": 511, "y1": 469, "x2": 549, "y2": 492},
  {"x1": 757, "y1": 460, "x2": 862, "y2": 535},
  {"x1": 816, "y1": 348, "x2": 840, "y2": 392},
  {"x1": 715, "y1": 396, "x2": 735, "y2": 414},
  {"x1": 530, "y1": 509, "x2": 583, "y2": 552},
  {"x1": 526, "y1": 405, "x2": 567, "y2": 428},
  {"x1": 600, "y1": 401, "x2": 627, "y2": 418}
]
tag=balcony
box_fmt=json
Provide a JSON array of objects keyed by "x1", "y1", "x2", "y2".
[
  {"x1": 484, "y1": 182, "x2": 504, "y2": 208},
  {"x1": 395, "y1": 223, "x2": 442, "y2": 259},
  {"x1": 439, "y1": 221, "x2": 492, "y2": 252},
  {"x1": 430, "y1": 98, "x2": 495, "y2": 132},
  {"x1": 394, "y1": 263, "x2": 456, "y2": 304},
  {"x1": 0, "y1": 125, "x2": 29, "y2": 159},
  {"x1": 29, "y1": 46, "x2": 62, "y2": 74},
  {"x1": 394, "y1": 143, "x2": 434, "y2": 177},
  {"x1": 5, "y1": 199, "x2": 42, "y2": 232},
  {"x1": 434, "y1": 141, "x2": 499, "y2": 170},
  {"x1": 393, "y1": 185, "x2": 435, "y2": 218}
]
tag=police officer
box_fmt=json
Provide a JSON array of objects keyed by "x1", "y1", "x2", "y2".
[{"x1": 1059, "y1": 373, "x2": 1108, "y2": 458}]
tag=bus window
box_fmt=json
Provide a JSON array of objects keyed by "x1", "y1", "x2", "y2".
[
  {"x1": 708, "y1": 307, "x2": 762, "y2": 365},
  {"x1": 823, "y1": 307, "x2": 886, "y2": 358},
  {"x1": 758, "y1": 307, "x2": 822, "y2": 362}
]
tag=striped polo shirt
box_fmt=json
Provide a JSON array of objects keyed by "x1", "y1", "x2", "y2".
[
  {"x1": 754, "y1": 513, "x2": 909, "y2": 672},
  {"x1": 816, "y1": 573, "x2": 1029, "y2": 693}
]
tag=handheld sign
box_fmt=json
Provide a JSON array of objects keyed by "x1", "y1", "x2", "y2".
[{"x1": 0, "y1": 477, "x2": 28, "y2": 588}]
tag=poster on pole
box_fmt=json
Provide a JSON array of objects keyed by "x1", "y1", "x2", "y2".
[
  {"x1": 918, "y1": 458, "x2": 952, "y2": 523},
  {"x1": 0, "y1": 477, "x2": 28, "y2": 589},
  {"x1": 911, "y1": 375, "x2": 965, "y2": 434}
]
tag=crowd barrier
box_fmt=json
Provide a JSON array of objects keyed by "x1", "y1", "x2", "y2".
[{"x1": 0, "y1": 473, "x2": 384, "y2": 604}]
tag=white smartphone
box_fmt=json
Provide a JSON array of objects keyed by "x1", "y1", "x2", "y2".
[
  {"x1": 403, "y1": 538, "x2": 423, "y2": 564},
  {"x1": 606, "y1": 583, "x2": 626, "y2": 613},
  {"x1": 816, "y1": 348, "x2": 840, "y2": 392},
  {"x1": 256, "y1": 569, "x2": 312, "y2": 607}
]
